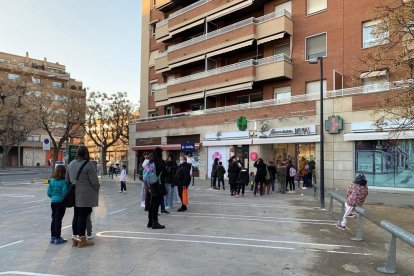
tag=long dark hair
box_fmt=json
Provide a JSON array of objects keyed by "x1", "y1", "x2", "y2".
[
  {"x1": 53, "y1": 165, "x2": 66, "y2": 180},
  {"x1": 213, "y1": 158, "x2": 219, "y2": 166},
  {"x1": 150, "y1": 147, "x2": 163, "y2": 163}
]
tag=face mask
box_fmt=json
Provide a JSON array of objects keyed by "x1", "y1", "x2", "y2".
[{"x1": 179, "y1": 160, "x2": 184, "y2": 164}]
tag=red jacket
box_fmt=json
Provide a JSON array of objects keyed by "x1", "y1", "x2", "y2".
[{"x1": 346, "y1": 183, "x2": 368, "y2": 207}]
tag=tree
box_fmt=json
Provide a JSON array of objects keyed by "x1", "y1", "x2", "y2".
[
  {"x1": 32, "y1": 91, "x2": 86, "y2": 168},
  {"x1": 85, "y1": 92, "x2": 134, "y2": 174},
  {"x1": 0, "y1": 76, "x2": 37, "y2": 169},
  {"x1": 358, "y1": 0, "x2": 414, "y2": 135}
]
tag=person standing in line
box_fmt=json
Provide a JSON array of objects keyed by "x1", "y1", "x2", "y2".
[
  {"x1": 228, "y1": 156, "x2": 241, "y2": 196},
  {"x1": 119, "y1": 165, "x2": 127, "y2": 193},
  {"x1": 185, "y1": 151, "x2": 193, "y2": 176},
  {"x1": 336, "y1": 174, "x2": 368, "y2": 230},
  {"x1": 287, "y1": 161, "x2": 297, "y2": 193},
  {"x1": 308, "y1": 158, "x2": 316, "y2": 188},
  {"x1": 267, "y1": 161, "x2": 277, "y2": 193},
  {"x1": 298, "y1": 157, "x2": 308, "y2": 189},
  {"x1": 86, "y1": 212, "x2": 93, "y2": 240},
  {"x1": 216, "y1": 161, "x2": 226, "y2": 190},
  {"x1": 140, "y1": 153, "x2": 150, "y2": 208},
  {"x1": 277, "y1": 161, "x2": 287, "y2": 194},
  {"x1": 47, "y1": 165, "x2": 68, "y2": 244},
  {"x1": 249, "y1": 172, "x2": 255, "y2": 191},
  {"x1": 253, "y1": 158, "x2": 267, "y2": 196},
  {"x1": 175, "y1": 155, "x2": 192, "y2": 212},
  {"x1": 236, "y1": 167, "x2": 249, "y2": 197},
  {"x1": 211, "y1": 158, "x2": 219, "y2": 189},
  {"x1": 164, "y1": 153, "x2": 178, "y2": 210},
  {"x1": 66, "y1": 145, "x2": 100, "y2": 248},
  {"x1": 147, "y1": 148, "x2": 167, "y2": 229}
]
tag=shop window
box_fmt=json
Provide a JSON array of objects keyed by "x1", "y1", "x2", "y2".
[
  {"x1": 275, "y1": 1, "x2": 292, "y2": 13},
  {"x1": 274, "y1": 44, "x2": 291, "y2": 57},
  {"x1": 305, "y1": 33, "x2": 327, "y2": 60},
  {"x1": 362, "y1": 75, "x2": 389, "y2": 92},
  {"x1": 191, "y1": 104, "x2": 203, "y2": 111},
  {"x1": 274, "y1": 86, "x2": 291, "y2": 103},
  {"x1": 306, "y1": 80, "x2": 327, "y2": 94},
  {"x1": 362, "y1": 20, "x2": 389, "y2": 49},
  {"x1": 355, "y1": 140, "x2": 414, "y2": 188},
  {"x1": 307, "y1": 0, "x2": 327, "y2": 15}
]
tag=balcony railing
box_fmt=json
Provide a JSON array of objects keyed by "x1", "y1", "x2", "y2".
[
  {"x1": 169, "y1": 0, "x2": 211, "y2": 19},
  {"x1": 153, "y1": 54, "x2": 291, "y2": 90},
  {"x1": 167, "y1": 10, "x2": 291, "y2": 52},
  {"x1": 135, "y1": 82, "x2": 398, "y2": 123}
]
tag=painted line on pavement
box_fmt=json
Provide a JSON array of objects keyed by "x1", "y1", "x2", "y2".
[
  {"x1": 0, "y1": 194, "x2": 35, "y2": 198},
  {"x1": 0, "y1": 240, "x2": 24, "y2": 249},
  {"x1": 23, "y1": 199, "x2": 47, "y2": 204},
  {"x1": 0, "y1": 204, "x2": 49, "y2": 214},
  {"x1": 97, "y1": 231, "x2": 354, "y2": 248},
  {"x1": 181, "y1": 212, "x2": 336, "y2": 223},
  {"x1": 168, "y1": 214, "x2": 334, "y2": 225},
  {"x1": 188, "y1": 201, "x2": 318, "y2": 209},
  {"x1": 62, "y1": 225, "x2": 72, "y2": 230},
  {"x1": 97, "y1": 231, "x2": 371, "y2": 256},
  {"x1": 109, "y1": 208, "x2": 127, "y2": 215},
  {"x1": 0, "y1": 272, "x2": 64, "y2": 276}
]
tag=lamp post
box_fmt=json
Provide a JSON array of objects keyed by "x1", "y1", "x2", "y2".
[{"x1": 309, "y1": 56, "x2": 325, "y2": 209}]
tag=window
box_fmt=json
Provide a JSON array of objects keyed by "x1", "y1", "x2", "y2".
[
  {"x1": 149, "y1": 111, "x2": 158, "y2": 117},
  {"x1": 274, "y1": 86, "x2": 291, "y2": 103},
  {"x1": 274, "y1": 44, "x2": 291, "y2": 57},
  {"x1": 237, "y1": 93, "x2": 263, "y2": 104},
  {"x1": 307, "y1": 0, "x2": 327, "y2": 15},
  {"x1": 32, "y1": 77, "x2": 41, "y2": 84},
  {"x1": 306, "y1": 80, "x2": 327, "y2": 94},
  {"x1": 149, "y1": 81, "x2": 157, "y2": 96},
  {"x1": 362, "y1": 74, "x2": 389, "y2": 92},
  {"x1": 305, "y1": 33, "x2": 327, "y2": 60},
  {"x1": 275, "y1": 1, "x2": 292, "y2": 13},
  {"x1": 150, "y1": 23, "x2": 156, "y2": 38},
  {"x1": 191, "y1": 104, "x2": 203, "y2": 111},
  {"x1": 52, "y1": 81, "x2": 64, "y2": 88},
  {"x1": 362, "y1": 20, "x2": 389, "y2": 49},
  {"x1": 8, "y1": 73, "x2": 19, "y2": 80},
  {"x1": 166, "y1": 107, "x2": 174, "y2": 115}
]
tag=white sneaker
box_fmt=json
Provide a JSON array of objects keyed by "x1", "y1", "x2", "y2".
[
  {"x1": 140, "y1": 202, "x2": 145, "y2": 208},
  {"x1": 165, "y1": 206, "x2": 171, "y2": 210},
  {"x1": 302, "y1": 187, "x2": 308, "y2": 190},
  {"x1": 87, "y1": 234, "x2": 94, "y2": 240}
]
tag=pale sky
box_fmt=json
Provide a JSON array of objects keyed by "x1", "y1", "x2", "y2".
[{"x1": 0, "y1": 0, "x2": 142, "y2": 104}]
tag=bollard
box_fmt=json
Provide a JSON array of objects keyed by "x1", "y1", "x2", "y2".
[
  {"x1": 340, "y1": 203, "x2": 345, "y2": 219},
  {"x1": 350, "y1": 214, "x2": 364, "y2": 242},
  {"x1": 377, "y1": 234, "x2": 397, "y2": 274},
  {"x1": 329, "y1": 196, "x2": 333, "y2": 215}
]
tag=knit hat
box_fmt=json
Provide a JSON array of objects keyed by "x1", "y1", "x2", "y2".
[{"x1": 354, "y1": 173, "x2": 367, "y2": 185}]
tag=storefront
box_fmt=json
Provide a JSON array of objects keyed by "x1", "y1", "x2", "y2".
[
  {"x1": 345, "y1": 121, "x2": 414, "y2": 189},
  {"x1": 166, "y1": 135, "x2": 201, "y2": 176}
]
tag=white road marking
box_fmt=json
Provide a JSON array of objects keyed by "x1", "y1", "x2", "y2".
[
  {"x1": 0, "y1": 194, "x2": 35, "y2": 198},
  {"x1": 23, "y1": 199, "x2": 47, "y2": 204},
  {"x1": 188, "y1": 201, "x2": 318, "y2": 209},
  {"x1": 109, "y1": 208, "x2": 127, "y2": 215},
  {"x1": 168, "y1": 214, "x2": 334, "y2": 225},
  {"x1": 62, "y1": 225, "x2": 72, "y2": 229},
  {"x1": 97, "y1": 231, "x2": 371, "y2": 256},
  {"x1": 180, "y1": 212, "x2": 336, "y2": 223},
  {"x1": 1, "y1": 204, "x2": 49, "y2": 214},
  {"x1": 97, "y1": 231, "x2": 354, "y2": 248},
  {"x1": 0, "y1": 240, "x2": 24, "y2": 249},
  {"x1": 0, "y1": 272, "x2": 64, "y2": 276}
]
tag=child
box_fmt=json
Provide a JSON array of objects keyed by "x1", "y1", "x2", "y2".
[
  {"x1": 216, "y1": 161, "x2": 226, "y2": 190},
  {"x1": 336, "y1": 173, "x2": 369, "y2": 230},
  {"x1": 249, "y1": 172, "x2": 255, "y2": 191},
  {"x1": 47, "y1": 165, "x2": 68, "y2": 244},
  {"x1": 119, "y1": 165, "x2": 127, "y2": 193},
  {"x1": 236, "y1": 167, "x2": 249, "y2": 197}
]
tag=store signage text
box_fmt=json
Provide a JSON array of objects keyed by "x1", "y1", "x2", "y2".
[{"x1": 258, "y1": 125, "x2": 316, "y2": 138}]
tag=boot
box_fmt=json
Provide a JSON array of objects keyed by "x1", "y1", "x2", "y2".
[
  {"x1": 152, "y1": 222, "x2": 165, "y2": 229},
  {"x1": 72, "y1": 235, "x2": 80, "y2": 247},
  {"x1": 77, "y1": 236, "x2": 94, "y2": 248},
  {"x1": 147, "y1": 221, "x2": 152, "y2": 228}
]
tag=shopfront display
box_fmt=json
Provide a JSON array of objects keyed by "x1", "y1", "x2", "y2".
[{"x1": 273, "y1": 143, "x2": 315, "y2": 167}]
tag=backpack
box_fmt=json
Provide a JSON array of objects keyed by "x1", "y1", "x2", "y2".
[
  {"x1": 143, "y1": 162, "x2": 158, "y2": 185},
  {"x1": 289, "y1": 167, "x2": 297, "y2": 177}
]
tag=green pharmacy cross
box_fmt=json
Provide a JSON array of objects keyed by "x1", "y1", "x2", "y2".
[
  {"x1": 325, "y1": 115, "x2": 344, "y2": 134},
  {"x1": 237, "y1": 116, "x2": 248, "y2": 131}
]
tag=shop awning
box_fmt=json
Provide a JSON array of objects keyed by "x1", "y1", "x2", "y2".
[
  {"x1": 252, "y1": 135, "x2": 320, "y2": 145},
  {"x1": 169, "y1": 54, "x2": 205, "y2": 69},
  {"x1": 344, "y1": 131, "x2": 414, "y2": 141},
  {"x1": 132, "y1": 143, "x2": 200, "y2": 151},
  {"x1": 257, "y1": 33, "x2": 285, "y2": 45},
  {"x1": 206, "y1": 82, "x2": 253, "y2": 97},
  {"x1": 202, "y1": 139, "x2": 252, "y2": 146},
  {"x1": 360, "y1": 69, "x2": 388, "y2": 79}
]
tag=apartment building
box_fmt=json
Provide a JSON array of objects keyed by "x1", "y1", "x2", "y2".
[
  {"x1": 130, "y1": 0, "x2": 414, "y2": 191},
  {"x1": 0, "y1": 51, "x2": 84, "y2": 167}
]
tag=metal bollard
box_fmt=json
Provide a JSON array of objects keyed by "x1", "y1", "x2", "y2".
[
  {"x1": 329, "y1": 196, "x2": 333, "y2": 215},
  {"x1": 350, "y1": 214, "x2": 364, "y2": 242},
  {"x1": 377, "y1": 234, "x2": 396, "y2": 274},
  {"x1": 340, "y1": 203, "x2": 345, "y2": 219}
]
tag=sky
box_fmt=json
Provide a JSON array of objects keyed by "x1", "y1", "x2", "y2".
[{"x1": 0, "y1": 0, "x2": 142, "y2": 105}]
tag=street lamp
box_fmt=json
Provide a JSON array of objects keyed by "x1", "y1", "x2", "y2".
[{"x1": 309, "y1": 56, "x2": 325, "y2": 209}]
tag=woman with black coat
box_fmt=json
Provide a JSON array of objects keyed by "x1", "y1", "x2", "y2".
[
  {"x1": 254, "y1": 158, "x2": 267, "y2": 196},
  {"x1": 211, "y1": 158, "x2": 219, "y2": 189},
  {"x1": 227, "y1": 157, "x2": 241, "y2": 196},
  {"x1": 147, "y1": 147, "x2": 167, "y2": 229}
]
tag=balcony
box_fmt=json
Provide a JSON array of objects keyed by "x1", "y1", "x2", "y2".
[
  {"x1": 154, "y1": 10, "x2": 293, "y2": 72},
  {"x1": 155, "y1": 0, "x2": 255, "y2": 41},
  {"x1": 153, "y1": 54, "x2": 292, "y2": 106}
]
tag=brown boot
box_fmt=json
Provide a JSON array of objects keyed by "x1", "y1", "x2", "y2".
[
  {"x1": 72, "y1": 235, "x2": 80, "y2": 247},
  {"x1": 77, "y1": 236, "x2": 94, "y2": 248}
]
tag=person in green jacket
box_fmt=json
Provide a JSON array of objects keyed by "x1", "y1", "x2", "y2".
[{"x1": 47, "y1": 165, "x2": 69, "y2": 244}]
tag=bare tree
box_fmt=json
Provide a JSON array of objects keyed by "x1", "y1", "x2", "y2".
[
  {"x1": 85, "y1": 92, "x2": 134, "y2": 174},
  {"x1": 32, "y1": 91, "x2": 86, "y2": 168},
  {"x1": 0, "y1": 77, "x2": 37, "y2": 169},
  {"x1": 358, "y1": 0, "x2": 414, "y2": 135}
]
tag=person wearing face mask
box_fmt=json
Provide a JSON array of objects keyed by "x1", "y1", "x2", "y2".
[{"x1": 174, "y1": 156, "x2": 192, "y2": 212}]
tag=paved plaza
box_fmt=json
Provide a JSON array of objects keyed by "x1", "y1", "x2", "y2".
[{"x1": 0, "y1": 173, "x2": 413, "y2": 276}]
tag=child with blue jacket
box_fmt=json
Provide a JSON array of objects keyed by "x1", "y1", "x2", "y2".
[{"x1": 47, "y1": 165, "x2": 69, "y2": 244}]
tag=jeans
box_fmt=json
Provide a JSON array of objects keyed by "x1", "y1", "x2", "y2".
[
  {"x1": 141, "y1": 183, "x2": 146, "y2": 205},
  {"x1": 217, "y1": 178, "x2": 225, "y2": 190},
  {"x1": 51, "y1": 202, "x2": 66, "y2": 238},
  {"x1": 340, "y1": 203, "x2": 356, "y2": 227},
  {"x1": 120, "y1": 181, "x2": 126, "y2": 191},
  {"x1": 271, "y1": 179, "x2": 275, "y2": 192},
  {"x1": 164, "y1": 183, "x2": 174, "y2": 209},
  {"x1": 148, "y1": 195, "x2": 162, "y2": 225},
  {"x1": 72, "y1": 207, "x2": 92, "y2": 236},
  {"x1": 86, "y1": 212, "x2": 92, "y2": 236}
]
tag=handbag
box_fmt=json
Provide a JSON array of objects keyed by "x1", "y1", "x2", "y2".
[
  {"x1": 62, "y1": 160, "x2": 89, "y2": 208},
  {"x1": 265, "y1": 166, "x2": 271, "y2": 182},
  {"x1": 182, "y1": 186, "x2": 189, "y2": 206}
]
